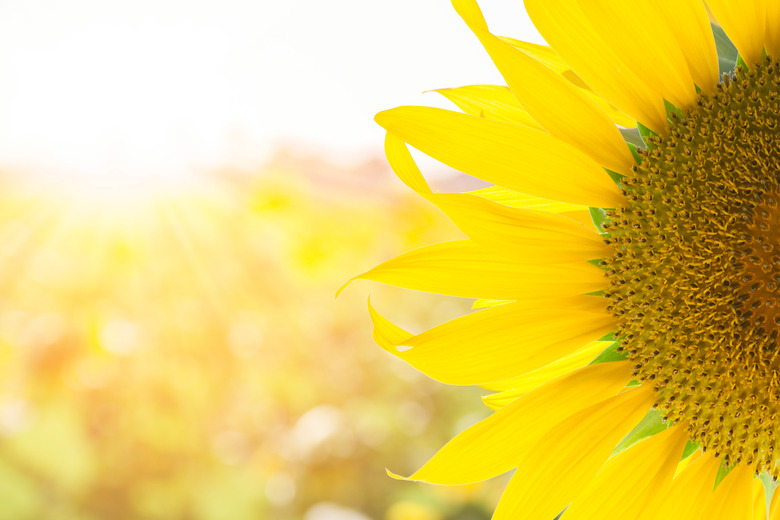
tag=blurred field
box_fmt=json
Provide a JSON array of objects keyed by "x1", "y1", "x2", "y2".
[{"x1": 0, "y1": 151, "x2": 505, "y2": 520}]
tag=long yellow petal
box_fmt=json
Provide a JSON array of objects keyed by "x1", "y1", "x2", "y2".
[
  {"x1": 493, "y1": 385, "x2": 654, "y2": 520},
  {"x1": 384, "y1": 134, "x2": 608, "y2": 263},
  {"x1": 702, "y1": 463, "x2": 754, "y2": 520},
  {"x1": 770, "y1": 480, "x2": 780, "y2": 519},
  {"x1": 392, "y1": 362, "x2": 632, "y2": 485},
  {"x1": 384, "y1": 132, "x2": 432, "y2": 196},
  {"x1": 434, "y1": 85, "x2": 543, "y2": 128},
  {"x1": 347, "y1": 240, "x2": 606, "y2": 300},
  {"x1": 430, "y1": 193, "x2": 608, "y2": 263},
  {"x1": 480, "y1": 341, "x2": 610, "y2": 406},
  {"x1": 375, "y1": 106, "x2": 622, "y2": 208},
  {"x1": 658, "y1": 0, "x2": 720, "y2": 93},
  {"x1": 641, "y1": 451, "x2": 721, "y2": 520},
  {"x1": 498, "y1": 36, "x2": 637, "y2": 127},
  {"x1": 524, "y1": 0, "x2": 668, "y2": 131},
  {"x1": 369, "y1": 297, "x2": 614, "y2": 385},
  {"x1": 469, "y1": 186, "x2": 595, "y2": 229},
  {"x1": 452, "y1": 0, "x2": 634, "y2": 175},
  {"x1": 576, "y1": 0, "x2": 698, "y2": 109},
  {"x1": 755, "y1": 478, "x2": 768, "y2": 520},
  {"x1": 767, "y1": 1, "x2": 780, "y2": 57},
  {"x1": 707, "y1": 0, "x2": 767, "y2": 67},
  {"x1": 563, "y1": 424, "x2": 689, "y2": 520}
]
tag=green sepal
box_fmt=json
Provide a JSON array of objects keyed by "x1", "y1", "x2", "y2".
[
  {"x1": 627, "y1": 143, "x2": 643, "y2": 164},
  {"x1": 712, "y1": 23, "x2": 738, "y2": 75},
  {"x1": 620, "y1": 127, "x2": 645, "y2": 149},
  {"x1": 713, "y1": 461, "x2": 735, "y2": 489},
  {"x1": 760, "y1": 473, "x2": 778, "y2": 508},
  {"x1": 612, "y1": 409, "x2": 672, "y2": 456},
  {"x1": 664, "y1": 99, "x2": 684, "y2": 121},
  {"x1": 637, "y1": 121, "x2": 657, "y2": 149},
  {"x1": 589, "y1": 207, "x2": 610, "y2": 233},
  {"x1": 681, "y1": 440, "x2": 700, "y2": 460},
  {"x1": 589, "y1": 341, "x2": 628, "y2": 365},
  {"x1": 736, "y1": 55, "x2": 749, "y2": 71}
]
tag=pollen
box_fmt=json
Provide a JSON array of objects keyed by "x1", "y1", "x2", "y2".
[{"x1": 604, "y1": 57, "x2": 780, "y2": 476}]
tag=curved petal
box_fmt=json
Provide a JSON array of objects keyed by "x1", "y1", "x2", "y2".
[
  {"x1": 369, "y1": 296, "x2": 614, "y2": 385},
  {"x1": 641, "y1": 451, "x2": 722, "y2": 520},
  {"x1": 452, "y1": 0, "x2": 634, "y2": 174},
  {"x1": 563, "y1": 424, "x2": 690, "y2": 520},
  {"x1": 493, "y1": 385, "x2": 655, "y2": 520},
  {"x1": 767, "y1": 1, "x2": 780, "y2": 57},
  {"x1": 755, "y1": 477, "x2": 768, "y2": 520},
  {"x1": 391, "y1": 362, "x2": 633, "y2": 485},
  {"x1": 434, "y1": 85, "x2": 543, "y2": 128},
  {"x1": 469, "y1": 186, "x2": 595, "y2": 229},
  {"x1": 576, "y1": 0, "x2": 699, "y2": 109},
  {"x1": 702, "y1": 463, "x2": 755, "y2": 520},
  {"x1": 525, "y1": 0, "x2": 668, "y2": 131},
  {"x1": 658, "y1": 0, "x2": 720, "y2": 93},
  {"x1": 430, "y1": 193, "x2": 609, "y2": 263},
  {"x1": 375, "y1": 106, "x2": 623, "y2": 208},
  {"x1": 346, "y1": 240, "x2": 606, "y2": 300},
  {"x1": 707, "y1": 0, "x2": 767, "y2": 66},
  {"x1": 480, "y1": 341, "x2": 611, "y2": 406}
]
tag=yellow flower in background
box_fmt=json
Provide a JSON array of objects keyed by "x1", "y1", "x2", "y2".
[{"x1": 348, "y1": 0, "x2": 780, "y2": 518}]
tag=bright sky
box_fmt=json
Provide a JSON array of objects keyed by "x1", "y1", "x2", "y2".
[{"x1": 0, "y1": 0, "x2": 544, "y2": 184}]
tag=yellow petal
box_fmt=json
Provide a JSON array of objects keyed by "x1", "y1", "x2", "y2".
[
  {"x1": 369, "y1": 296, "x2": 614, "y2": 385},
  {"x1": 498, "y1": 36, "x2": 637, "y2": 127},
  {"x1": 707, "y1": 0, "x2": 767, "y2": 67},
  {"x1": 434, "y1": 85, "x2": 543, "y2": 128},
  {"x1": 642, "y1": 451, "x2": 721, "y2": 520},
  {"x1": 471, "y1": 298, "x2": 511, "y2": 310},
  {"x1": 347, "y1": 240, "x2": 606, "y2": 300},
  {"x1": 770, "y1": 480, "x2": 780, "y2": 519},
  {"x1": 493, "y1": 385, "x2": 655, "y2": 520},
  {"x1": 384, "y1": 132, "x2": 432, "y2": 196},
  {"x1": 563, "y1": 424, "x2": 689, "y2": 520},
  {"x1": 469, "y1": 186, "x2": 596, "y2": 230},
  {"x1": 658, "y1": 0, "x2": 720, "y2": 93},
  {"x1": 767, "y1": 1, "x2": 780, "y2": 57},
  {"x1": 576, "y1": 0, "x2": 698, "y2": 109},
  {"x1": 393, "y1": 362, "x2": 632, "y2": 484},
  {"x1": 430, "y1": 192, "x2": 608, "y2": 263},
  {"x1": 755, "y1": 478, "x2": 768, "y2": 520},
  {"x1": 452, "y1": 0, "x2": 634, "y2": 175},
  {"x1": 524, "y1": 0, "x2": 668, "y2": 131},
  {"x1": 481, "y1": 341, "x2": 617, "y2": 409},
  {"x1": 375, "y1": 106, "x2": 622, "y2": 208},
  {"x1": 702, "y1": 463, "x2": 754, "y2": 520}
]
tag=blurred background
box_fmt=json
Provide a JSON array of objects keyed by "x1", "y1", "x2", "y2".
[{"x1": 0, "y1": 1, "x2": 543, "y2": 519}]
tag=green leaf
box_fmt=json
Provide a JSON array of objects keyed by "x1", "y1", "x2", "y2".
[
  {"x1": 589, "y1": 207, "x2": 610, "y2": 233},
  {"x1": 736, "y1": 55, "x2": 749, "y2": 71},
  {"x1": 712, "y1": 23, "x2": 738, "y2": 75},
  {"x1": 612, "y1": 409, "x2": 671, "y2": 456},
  {"x1": 589, "y1": 341, "x2": 627, "y2": 365}
]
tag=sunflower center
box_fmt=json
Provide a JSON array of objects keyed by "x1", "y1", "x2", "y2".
[{"x1": 604, "y1": 58, "x2": 780, "y2": 475}]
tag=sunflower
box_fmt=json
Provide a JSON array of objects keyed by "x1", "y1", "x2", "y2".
[{"x1": 345, "y1": 0, "x2": 780, "y2": 518}]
